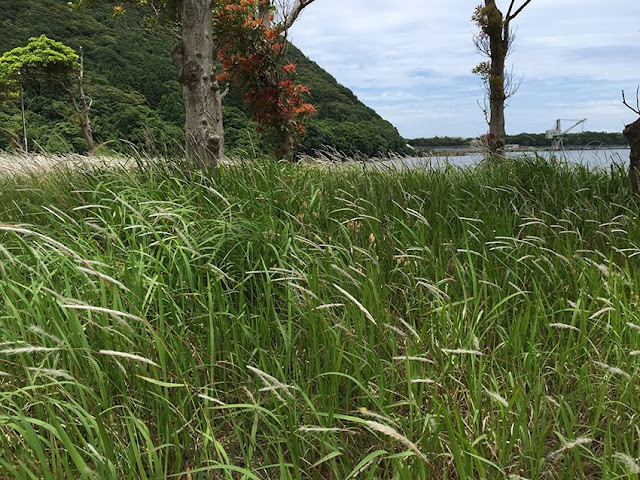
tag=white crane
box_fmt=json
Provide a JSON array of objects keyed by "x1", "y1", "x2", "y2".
[{"x1": 545, "y1": 118, "x2": 587, "y2": 150}]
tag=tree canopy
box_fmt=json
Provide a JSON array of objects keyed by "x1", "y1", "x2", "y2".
[{"x1": 0, "y1": 35, "x2": 79, "y2": 101}]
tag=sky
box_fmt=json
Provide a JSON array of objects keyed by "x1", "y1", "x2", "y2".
[{"x1": 288, "y1": 0, "x2": 640, "y2": 139}]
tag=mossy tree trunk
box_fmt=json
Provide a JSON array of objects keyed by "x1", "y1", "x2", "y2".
[
  {"x1": 477, "y1": 0, "x2": 531, "y2": 155},
  {"x1": 485, "y1": 0, "x2": 507, "y2": 154}
]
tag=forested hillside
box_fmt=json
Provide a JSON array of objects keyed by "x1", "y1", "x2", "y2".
[{"x1": 0, "y1": 0, "x2": 407, "y2": 156}]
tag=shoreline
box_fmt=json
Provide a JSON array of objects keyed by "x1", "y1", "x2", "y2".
[{"x1": 413, "y1": 145, "x2": 630, "y2": 157}]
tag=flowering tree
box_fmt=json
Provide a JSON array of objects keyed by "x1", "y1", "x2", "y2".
[
  {"x1": 215, "y1": 0, "x2": 316, "y2": 160},
  {"x1": 472, "y1": 0, "x2": 532, "y2": 154},
  {"x1": 0, "y1": 35, "x2": 94, "y2": 154}
]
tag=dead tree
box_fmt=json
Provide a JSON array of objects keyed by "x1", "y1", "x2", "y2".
[
  {"x1": 60, "y1": 47, "x2": 94, "y2": 155},
  {"x1": 622, "y1": 88, "x2": 640, "y2": 194}
]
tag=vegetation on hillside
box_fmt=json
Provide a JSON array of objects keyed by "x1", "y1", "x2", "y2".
[
  {"x1": 1, "y1": 155, "x2": 639, "y2": 478},
  {"x1": 0, "y1": 0, "x2": 407, "y2": 157}
]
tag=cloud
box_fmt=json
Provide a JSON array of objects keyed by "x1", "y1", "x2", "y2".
[{"x1": 289, "y1": 0, "x2": 640, "y2": 138}]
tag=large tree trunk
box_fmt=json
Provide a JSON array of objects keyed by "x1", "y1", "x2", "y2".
[
  {"x1": 274, "y1": 128, "x2": 295, "y2": 161},
  {"x1": 623, "y1": 117, "x2": 640, "y2": 194},
  {"x1": 485, "y1": 0, "x2": 507, "y2": 155},
  {"x1": 172, "y1": 0, "x2": 224, "y2": 167}
]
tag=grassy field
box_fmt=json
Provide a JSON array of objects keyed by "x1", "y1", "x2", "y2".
[{"x1": 0, "y1": 155, "x2": 639, "y2": 479}]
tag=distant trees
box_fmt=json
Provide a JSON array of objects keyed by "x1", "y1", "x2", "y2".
[
  {"x1": 472, "y1": 0, "x2": 532, "y2": 154},
  {"x1": 406, "y1": 132, "x2": 628, "y2": 149},
  {"x1": 0, "y1": 35, "x2": 94, "y2": 154}
]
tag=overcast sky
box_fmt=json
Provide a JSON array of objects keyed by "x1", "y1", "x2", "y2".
[{"x1": 289, "y1": 0, "x2": 640, "y2": 139}]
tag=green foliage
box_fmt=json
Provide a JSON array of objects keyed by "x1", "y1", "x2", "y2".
[
  {"x1": 0, "y1": 0, "x2": 407, "y2": 157},
  {"x1": 288, "y1": 44, "x2": 409, "y2": 156},
  {"x1": 408, "y1": 135, "x2": 471, "y2": 147},
  {"x1": 0, "y1": 34, "x2": 79, "y2": 106},
  {"x1": 506, "y1": 130, "x2": 627, "y2": 147},
  {"x1": 0, "y1": 34, "x2": 79, "y2": 79}
]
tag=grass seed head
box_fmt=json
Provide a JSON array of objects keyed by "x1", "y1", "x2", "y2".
[
  {"x1": 613, "y1": 452, "x2": 640, "y2": 474},
  {"x1": 363, "y1": 420, "x2": 429, "y2": 464}
]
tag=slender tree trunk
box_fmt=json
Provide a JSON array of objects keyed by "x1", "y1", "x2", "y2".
[
  {"x1": 172, "y1": 0, "x2": 224, "y2": 168},
  {"x1": 18, "y1": 78, "x2": 28, "y2": 155},
  {"x1": 78, "y1": 105, "x2": 94, "y2": 155},
  {"x1": 259, "y1": 4, "x2": 295, "y2": 161},
  {"x1": 485, "y1": 0, "x2": 507, "y2": 154},
  {"x1": 77, "y1": 48, "x2": 94, "y2": 155},
  {"x1": 623, "y1": 117, "x2": 640, "y2": 194},
  {"x1": 63, "y1": 83, "x2": 94, "y2": 156}
]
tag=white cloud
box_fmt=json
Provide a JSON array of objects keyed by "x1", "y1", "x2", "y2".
[{"x1": 289, "y1": 0, "x2": 640, "y2": 138}]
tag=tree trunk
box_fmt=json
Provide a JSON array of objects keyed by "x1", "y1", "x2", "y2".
[
  {"x1": 64, "y1": 84, "x2": 94, "y2": 156},
  {"x1": 172, "y1": 0, "x2": 224, "y2": 168},
  {"x1": 623, "y1": 117, "x2": 640, "y2": 194},
  {"x1": 77, "y1": 48, "x2": 94, "y2": 155},
  {"x1": 79, "y1": 108, "x2": 94, "y2": 155},
  {"x1": 274, "y1": 127, "x2": 295, "y2": 161},
  {"x1": 485, "y1": 0, "x2": 507, "y2": 155},
  {"x1": 18, "y1": 79, "x2": 28, "y2": 155}
]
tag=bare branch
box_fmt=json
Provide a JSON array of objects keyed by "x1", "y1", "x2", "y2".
[
  {"x1": 505, "y1": 0, "x2": 517, "y2": 20},
  {"x1": 622, "y1": 88, "x2": 640, "y2": 115},
  {"x1": 508, "y1": 0, "x2": 532, "y2": 21},
  {"x1": 477, "y1": 98, "x2": 490, "y2": 125},
  {"x1": 282, "y1": 0, "x2": 316, "y2": 32},
  {"x1": 504, "y1": 65, "x2": 523, "y2": 100},
  {"x1": 473, "y1": 32, "x2": 491, "y2": 57}
]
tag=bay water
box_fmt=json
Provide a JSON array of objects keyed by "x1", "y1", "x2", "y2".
[{"x1": 382, "y1": 148, "x2": 630, "y2": 170}]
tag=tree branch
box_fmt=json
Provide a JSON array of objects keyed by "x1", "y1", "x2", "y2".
[
  {"x1": 507, "y1": 0, "x2": 532, "y2": 21},
  {"x1": 622, "y1": 87, "x2": 640, "y2": 116},
  {"x1": 505, "y1": 0, "x2": 516, "y2": 20},
  {"x1": 282, "y1": 0, "x2": 316, "y2": 32}
]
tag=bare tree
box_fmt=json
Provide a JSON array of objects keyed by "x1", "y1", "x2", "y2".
[
  {"x1": 472, "y1": 0, "x2": 532, "y2": 154},
  {"x1": 622, "y1": 88, "x2": 640, "y2": 193},
  {"x1": 60, "y1": 47, "x2": 94, "y2": 155}
]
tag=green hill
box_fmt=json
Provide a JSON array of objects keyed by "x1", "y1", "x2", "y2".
[{"x1": 0, "y1": 0, "x2": 407, "y2": 157}]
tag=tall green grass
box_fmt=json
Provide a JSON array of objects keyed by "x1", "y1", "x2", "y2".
[{"x1": 0, "y1": 155, "x2": 639, "y2": 479}]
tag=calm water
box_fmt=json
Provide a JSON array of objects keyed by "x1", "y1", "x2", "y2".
[{"x1": 380, "y1": 148, "x2": 631, "y2": 170}]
